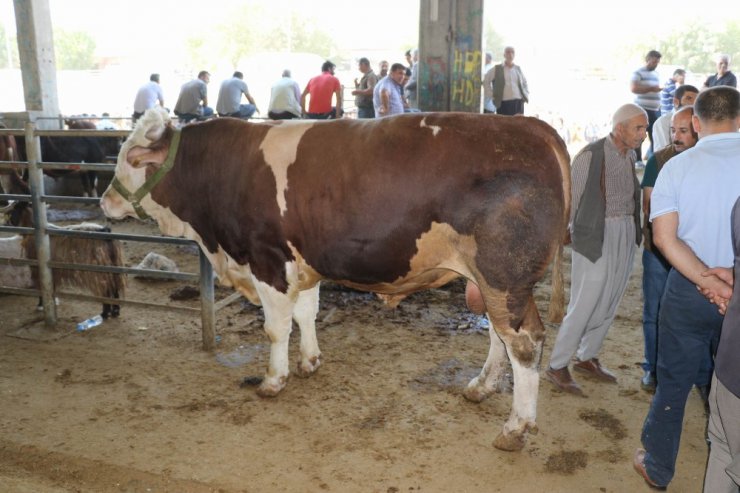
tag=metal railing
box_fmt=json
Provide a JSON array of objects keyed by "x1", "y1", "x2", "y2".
[{"x1": 0, "y1": 123, "x2": 241, "y2": 350}]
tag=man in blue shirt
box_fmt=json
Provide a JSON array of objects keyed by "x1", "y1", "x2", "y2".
[
  {"x1": 660, "y1": 68, "x2": 685, "y2": 114},
  {"x1": 373, "y1": 63, "x2": 406, "y2": 117},
  {"x1": 634, "y1": 86, "x2": 740, "y2": 490}
]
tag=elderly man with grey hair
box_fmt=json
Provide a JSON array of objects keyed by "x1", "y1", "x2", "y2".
[
  {"x1": 704, "y1": 54, "x2": 737, "y2": 89},
  {"x1": 268, "y1": 69, "x2": 302, "y2": 120},
  {"x1": 545, "y1": 103, "x2": 648, "y2": 397}
]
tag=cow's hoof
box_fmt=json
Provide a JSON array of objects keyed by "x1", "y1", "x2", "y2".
[
  {"x1": 493, "y1": 422, "x2": 537, "y2": 451},
  {"x1": 493, "y1": 431, "x2": 526, "y2": 452},
  {"x1": 295, "y1": 355, "x2": 321, "y2": 378},
  {"x1": 256, "y1": 375, "x2": 287, "y2": 397},
  {"x1": 463, "y1": 377, "x2": 492, "y2": 403}
]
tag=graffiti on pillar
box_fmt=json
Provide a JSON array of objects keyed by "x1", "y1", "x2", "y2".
[
  {"x1": 451, "y1": 34, "x2": 482, "y2": 109},
  {"x1": 421, "y1": 56, "x2": 448, "y2": 111}
]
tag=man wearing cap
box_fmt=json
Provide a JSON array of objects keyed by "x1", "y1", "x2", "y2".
[
  {"x1": 545, "y1": 103, "x2": 647, "y2": 396},
  {"x1": 634, "y1": 86, "x2": 740, "y2": 490}
]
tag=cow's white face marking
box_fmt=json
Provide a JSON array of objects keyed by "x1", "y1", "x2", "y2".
[
  {"x1": 260, "y1": 121, "x2": 314, "y2": 215},
  {"x1": 420, "y1": 117, "x2": 442, "y2": 136},
  {"x1": 101, "y1": 107, "x2": 170, "y2": 220}
]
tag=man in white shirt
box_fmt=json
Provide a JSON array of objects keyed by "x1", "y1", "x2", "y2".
[
  {"x1": 132, "y1": 73, "x2": 165, "y2": 123},
  {"x1": 491, "y1": 46, "x2": 529, "y2": 116},
  {"x1": 268, "y1": 70, "x2": 302, "y2": 120}
]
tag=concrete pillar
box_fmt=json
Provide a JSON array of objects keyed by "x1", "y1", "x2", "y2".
[
  {"x1": 12, "y1": 0, "x2": 60, "y2": 130},
  {"x1": 418, "y1": 0, "x2": 483, "y2": 112}
]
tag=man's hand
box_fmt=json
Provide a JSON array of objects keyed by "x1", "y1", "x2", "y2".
[{"x1": 698, "y1": 267, "x2": 734, "y2": 315}]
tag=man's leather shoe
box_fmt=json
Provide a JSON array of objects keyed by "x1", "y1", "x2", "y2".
[
  {"x1": 545, "y1": 366, "x2": 584, "y2": 396},
  {"x1": 573, "y1": 358, "x2": 617, "y2": 383},
  {"x1": 633, "y1": 448, "x2": 666, "y2": 490},
  {"x1": 641, "y1": 371, "x2": 657, "y2": 393}
]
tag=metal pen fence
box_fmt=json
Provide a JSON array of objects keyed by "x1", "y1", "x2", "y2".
[{"x1": 0, "y1": 122, "x2": 239, "y2": 350}]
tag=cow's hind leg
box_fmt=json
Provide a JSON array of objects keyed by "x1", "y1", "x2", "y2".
[
  {"x1": 252, "y1": 282, "x2": 295, "y2": 397},
  {"x1": 293, "y1": 284, "x2": 322, "y2": 377},
  {"x1": 463, "y1": 315, "x2": 508, "y2": 402},
  {"x1": 464, "y1": 280, "x2": 544, "y2": 451},
  {"x1": 494, "y1": 298, "x2": 544, "y2": 451}
]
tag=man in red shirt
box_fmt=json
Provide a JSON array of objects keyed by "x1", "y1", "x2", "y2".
[{"x1": 301, "y1": 61, "x2": 343, "y2": 119}]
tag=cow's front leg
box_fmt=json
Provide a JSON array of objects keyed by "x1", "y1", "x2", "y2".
[
  {"x1": 253, "y1": 284, "x2": 295, "y2": 397},
  {"x1": 463, "y1": 319, "x2": 508, "y2": 402},
  {"x1": 293, "y1": 284, "x2": 321, "y2": 377}
]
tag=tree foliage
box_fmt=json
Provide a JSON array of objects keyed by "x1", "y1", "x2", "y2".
[
  {"x1": 0, "y1": 23, "x2": 20, "y2": 69},
  {"x1": 185, "y1": 5, "x2": 339, "y2": 71},
  {"x1": 484, "y1": 21, "x2": 505, "y2": 61},
  {"x1": 617, "y1": 20, "x2": 740, "y2": 75},
  {"x1": 659, "y1": 22, "x2": 718, "y2": 73},
  {"x1": 54, "y1": 29, "x2": 96, "y2": 70},
  {"x1": 716, "y1": 20, "x2": 740, "y2": 70}
]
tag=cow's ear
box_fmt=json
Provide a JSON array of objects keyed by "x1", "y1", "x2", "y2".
[{"x1": 126, "y1": 146, "x2": 167, "y2": 169}]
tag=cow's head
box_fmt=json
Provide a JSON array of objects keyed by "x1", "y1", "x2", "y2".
[{"x1": 100, "y1": 108, "x2": 177, "y2": 220}]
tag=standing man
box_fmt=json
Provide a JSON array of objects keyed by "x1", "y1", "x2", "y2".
[
  {"x1": 351, "y1": 58, "x2": 378, "y2": 119},
  {"x1": 492, "y1": 46, "x2": 529, "y2": 116},
  {"x1": 639, "y1": 106, "x2": 699, "y2": 392},
  {"x1": 704, "y1": 54, "x2": 737, "y2": 89},
  {"x1": 652, "y1": 84, "x2": 699, "y2": 151},
  {"x1": 216, "y1": 71, "x2": 259, "y2": 120},
  {"x1": 132, "y1": 73, "x2": 165, "y2": 123},
  {"x1": 482, "y1": 51, "x2": 496, "y2": 113},
  {"x1": 301, "y1": 60, "x2": 343, "y2": 120},
  {"x1": 700, "y1": 197, "x2": 740, "y2": 493},
  {"x1": 634, "y1": 86, "x2": 740, "y2": 490},
  {"x1": 373, "y1": 63, "x2": 406, "y2": 117},
  {"x1": 174, "y1": 70, "x2": 213, "y2": 123},
  {"x1": 267, "y1": 69, "x2": 302, "y2": 120},
  {"x1": 405, "y1": 49, "x2": 419, "y2": 110},
  {"x1": 630, "y1": 50, "x2": 662, "y2": 162},
  {"x1": 378, "y1": 60, "x2": 389, "y2": 79},
  {"x1": 545, "y1": 103, "x2": 646, "y2": 396},
  {"x1": 660, "y1": 68, "x2": 686, "y2": 115}
]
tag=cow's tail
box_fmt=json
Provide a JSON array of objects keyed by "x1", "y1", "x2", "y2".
[
  {"x1": 547, "y1": 240, "x2": 565, "y2": 323},
  {"x1": 546, "y1": 131, "x2": 571, "y2": 324}
]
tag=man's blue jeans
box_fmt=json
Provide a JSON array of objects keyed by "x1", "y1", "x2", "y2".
[
  {"x1": 642, "y1": 249, "x2": 670, "y2": 372},
  {"x1": 221, "y1": 104, "x2": 256, "y2": 120},
  {"x1": 357, "y1": 106, "x2": 375, "y2": 119},
  {"x1": 641, "y1": 269, "x2": 723, "y2": 486}
]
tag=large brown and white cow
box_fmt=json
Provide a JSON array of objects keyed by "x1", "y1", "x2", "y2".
[{"x1": 101, "y1": 107, "x2": 570, "y2": 451}]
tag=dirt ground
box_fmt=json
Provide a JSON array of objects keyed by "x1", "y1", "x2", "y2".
[{"x1": 0, "y1": 204, "x2": 711, "y2": 493}]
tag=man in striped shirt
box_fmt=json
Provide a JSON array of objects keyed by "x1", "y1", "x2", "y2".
[{"x1": 631, "y1": 50, "x2": 663, "y2": 162}]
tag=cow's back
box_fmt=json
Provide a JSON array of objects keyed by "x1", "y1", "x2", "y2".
[{"x1": 279, "y1": 114, "x2": 569, "y2": 288}]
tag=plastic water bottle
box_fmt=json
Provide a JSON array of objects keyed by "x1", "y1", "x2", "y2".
[{"x1": 76, "y1": 314, "x2": 103, "y2": 332}]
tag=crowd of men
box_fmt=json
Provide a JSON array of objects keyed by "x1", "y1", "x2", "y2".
[
  {"x1": 539, "y1": 48, "x2": 738, "y2": 491},
  {"x1": 128, "y1": 48, "x2": 740, "y2": 491},
  {"x1": 130, "y1": 49, "x2": 427, "y2": 124}
]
